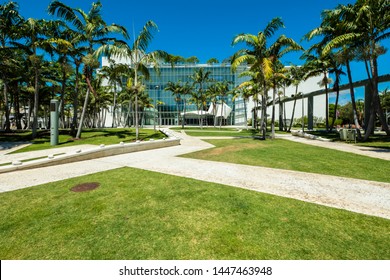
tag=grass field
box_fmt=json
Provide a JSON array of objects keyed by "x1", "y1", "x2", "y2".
[
  {"x1": 0, "y1": 128, "x2": 165, "y2": 153},
  {"x1": 171, "y1": 127, "x2": 261, "y2": 137},
  {"x1": 181, "y1": 138, "x2": 390, "y2": 183},
  {"x1": 0, "y1": 167, "x2": 388, "y2": 260}
]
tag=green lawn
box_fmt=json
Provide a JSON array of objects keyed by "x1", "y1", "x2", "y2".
[
  {"x1": 309, "y1": 130, "x2": 390, "y2": 149},
  {"x1": 0, "y1": 167, "x2": 388, "y2": 260},
  {"x1": 1, "y1": 128, "x2": 165, "y2": 153},
  {"x1": 181, "y1": 138, "x2": 390, "y2": 183},
  {"x1": 171, "y1": 127, "x2": 261, "y2": 137}
]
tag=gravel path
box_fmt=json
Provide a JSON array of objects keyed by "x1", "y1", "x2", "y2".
[{"x1": 0, "y1": 130, "x2": 389, "y2": 219}]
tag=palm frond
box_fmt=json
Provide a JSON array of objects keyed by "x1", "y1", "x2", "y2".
[
  {"x1": 322, "y1": 33, "x2": 361, "y2": 55},
  {"x1": 47, "y1": 1, "x2": 83, "y2": 31},
  {"x1": 263, "y1": 17, "x2": 284, "y2": 38},
  {"x1": 134, "y1": 20, "x2": 158, "y2": 52}
]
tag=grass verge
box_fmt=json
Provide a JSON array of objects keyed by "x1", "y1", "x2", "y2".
[
  {"x1": 0, "y1": 167, "x2": 388, "y2": 260},
  {"x1": 181, "y1": 138, "x2": 390, "y2": 183},
  {"x1": 171, "y1": 127, "x2": 260, "y2": 137},
  {"x1": 1, "y1": 128, "x2": 165, "y2": 153}
]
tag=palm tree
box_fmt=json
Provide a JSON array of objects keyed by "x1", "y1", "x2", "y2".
[
  {"x1": 48, "y1": 0, "x2": 128, "y2": 139},
  {"x1": 178, "y1": 82, "x2": 193, "y2": 129},
  {"x1": 268, "y1": 38, "x2": 302, "y2": 138},
  {"x1": 206, "y1": 83, "x2": 219, "y2": 127},
  {"x1": 100, "y1": 20, "x2": 167, "y2": 139},
  {"x1": 17, "y1": 18, "x2": 60, "y2": 138},
  {"x1": 165, "y1": 81, "x2": 183, "y2": 126},
  {"x1": 215, "y1": 81, "x2": 232, "y2": 128},
  {"x1": 305, "y1": 4, "x2": 361, "y2": 137},
  {"x1": 164, "y1": 81, "x2": 193, "y2": 128},
  {"x1": 98, "y1": 60, "x2": 128, "y2": 127},
  {"x1": 301, "y1": 46, "x2": 333, "y2": 131},
  {"x1": 233, "y1": 83, "x2": 252, "y2": 130},
  {"x1": 319, "y1": 0, "x2": 390, "y2": 138},
  {"x1": 286, "y1": 65, "x2": 305, "y2": 132},
  {"x1": 0, "y1": 1, "x2": 23, "y2": 132},
  {"x1": 232, "y1": 17, "x2": 284, "y2": 139},
  {"x1": 190, "y1": 68, "x2": 212, "y2": 128}
]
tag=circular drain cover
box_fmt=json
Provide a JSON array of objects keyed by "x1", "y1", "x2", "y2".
[{"x1": 70, "y1": 182, "x2": 100, "y2": 192}]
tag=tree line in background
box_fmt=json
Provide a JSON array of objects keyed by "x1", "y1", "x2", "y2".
[{"x1": 0, "y1": 0, "x2": 389, "y2": 141}]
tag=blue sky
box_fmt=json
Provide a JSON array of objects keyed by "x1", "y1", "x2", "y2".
[{"x1": 4, "y1": 0, "x2": 390, "y2": 86}]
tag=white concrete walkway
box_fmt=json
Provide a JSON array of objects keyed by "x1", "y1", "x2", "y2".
[
  {"x1": 0, "y1": 130, "x2": 389, "y2": 219},
  {"x1": 276, "y1": 133, "x2": 390, "y2": 161}
]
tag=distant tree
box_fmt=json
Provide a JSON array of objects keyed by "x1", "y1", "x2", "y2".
[
  {"x1": 186, "y1": 56, "x2": 199, "y2": 64},
  {"x1": 206, "y1": 58, "x2": 219, "y2": 65}
]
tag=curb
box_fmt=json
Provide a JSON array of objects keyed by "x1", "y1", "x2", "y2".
[{"x1": 0, "y1": 137, "x2": 180, "y2": 174}]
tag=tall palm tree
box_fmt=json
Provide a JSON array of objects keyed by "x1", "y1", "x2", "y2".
[
  {"x1": 165, "y1": 81, "x2": 193, "y2": 128},
  {"x1": 301, "y1": 45, "x2": 333, "y2": 131},
  {"x1": 305, "y1": 4, "x2": 361, "y2": 136},
  {"x1": 0, "y1": 1, "x2": 23, "y2": 132},
  {"x1": 286, "y1": 65, "x2": 305, "y2": 132},
  {"x1": 232, "y1": 17, "x2": 302, "y2": 139},
  {"x1": 16, "y1": 18, "x2": 60, "y2": 138},
  {"x1": 233, "y1": 83, "x2": 253, "y2": 130},
  {"x1": 215, "y1": 81, "x2": 232, "y2": 129},
  {"x1": 165, "y1": 81, "x2": 184, "y2": 126},
  {"x1": 190, "y1": 68, "x2": 212, "y2": 128},
  {"x1": 99, "y1": 20, "x2": 167, "y2": 139},
  {"x1": 206, "y1": 83, "x2": 219, "y2": 127},
  {"x1": 232, "y1": 17, "x2": 276, "y2": 138},
  {"x1": 48, "y1": 0, "x2": 128, "y2": 139},
  {"x1": 319, "y1": 0, "x2": 390, "y2": 138},
  {"x1": 98, "y1": 60, "x2": 128, "y2": 127}
]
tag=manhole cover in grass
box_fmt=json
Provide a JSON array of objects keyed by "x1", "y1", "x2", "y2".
[{"x1": 70, "y1": 182, "x2": 100, "y2": 192}]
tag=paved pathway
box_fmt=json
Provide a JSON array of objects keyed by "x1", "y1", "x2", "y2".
[
  {"x1": 276, "y1": 134, "x2": 390, "y2": 161},
  {"x1": 0, "y1": 130, "x2": 389, "y2": 219}
]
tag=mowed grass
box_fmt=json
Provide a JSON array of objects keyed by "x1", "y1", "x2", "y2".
[
  {"x1": 0, "y1": 167, "x2": 389, "y2": 260},
  {"x1": 181, "y1": 138, "x2": 390, "y2": 183},
  {"x1": 3, "y1": 128, "x2": 165, "y2": 153},
  {"x1": 171, "y1": 127, "x2": 260, "y2": 137}
]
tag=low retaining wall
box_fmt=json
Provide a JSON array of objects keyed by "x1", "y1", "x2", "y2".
[
  {"x1": 291, "y1": 130, "x2": 333, "y2": 142},
  {"x1": 0, "y1": 138, "x2": 180, "y2": 174}
]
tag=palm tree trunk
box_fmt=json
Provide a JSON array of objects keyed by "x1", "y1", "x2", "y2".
[
  {"x1": 135, "y1": 93, "x2": 139, "y2": 139},
  {"x1": 2, "y1": 80, "x2": 11, "y2": 132},
  {"x1": 271, "y1": 84, "x2": 276, "y2": 139},
  {"x1": 76, "y1": 88, "x2": 90, "y2": 139},
  {"x1": 15, "y1": 84, "x2": 22, "y2": 129},
  {"x1": 219, "y1": 100, "x2": 224, "y2": 129},
  {"x1": 71, "y1": 63, "x2": 80, "y2": 137},
  {"x1": 346, "y1": 59, "x2": 362, "y2": 139},
  {"x1": 283, "y1": 86, "x2": 287, "y2": 131},
  {"x1": 60, "y1": 67, "x2": 66, "y2": 128},
  {"x1": 330, "y1": 88, "x2": 339, "y2": 132},
  {"x1": 112, "y1": 84, "x2": 117, "y2": 128},
  {"x1": 32, "y1": 67, "x2": 39, "y2": 139},
  {"x1": 288, "y1": 85, "x2": 299, "y2": 132},
  {"x1": 244, "y1": 99, "x2": 248, "y2": 130},
  {"x1": 182, "y1": 99, "x2": 186, "y2": 129},
  {"x1": 324, "y1": 72, "x2": 329, "y2": 132},
  {"x1": 371, "y1": 56, "x2": 390, "y2": 135}
]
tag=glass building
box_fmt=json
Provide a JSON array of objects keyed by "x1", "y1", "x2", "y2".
[
  {"x1": 143, "y1": 64, "x2": 248, "y2": 126},
  {"x1": 101, "y1": 57, "x2": 248, "y2": 127}
]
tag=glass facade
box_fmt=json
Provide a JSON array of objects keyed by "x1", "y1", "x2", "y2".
[{"x1": 142, "y1": 64, "x2": 248, "y2": 126}]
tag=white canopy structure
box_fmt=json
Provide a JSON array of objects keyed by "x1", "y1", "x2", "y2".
[
  {"x1": 181, "y1": 103, "x2": 232, "y2": 119},
  {"x1": 207, "y1": 103, "x2": 232, "y2": 119}
]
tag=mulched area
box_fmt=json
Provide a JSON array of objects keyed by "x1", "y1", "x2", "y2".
[{"x1": 70, "y1": 182, "x2": 100, "y2": 192}]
